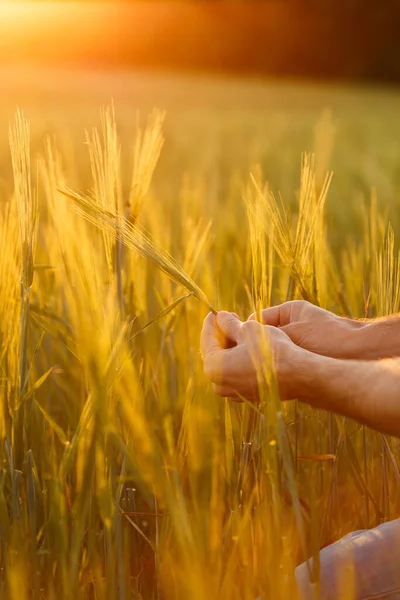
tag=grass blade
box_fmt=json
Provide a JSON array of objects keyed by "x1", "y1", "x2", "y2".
[{"x1": 130, "y1": 293, "x2": 193, "y2": 339}]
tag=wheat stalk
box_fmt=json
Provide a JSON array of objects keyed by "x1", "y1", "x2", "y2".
[
  {"x1": 59, "y1": 188, "x2": 217, "y2": 315},
  {"x1": 9, "y1": 109, "x2": 38, "y2": 397}
]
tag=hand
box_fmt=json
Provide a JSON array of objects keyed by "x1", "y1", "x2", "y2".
[
  {"x1": 249, "y1": 301, "x2": 364, "y2": 359},
  {"x1": 200, "y1": 311, "x2": 307, "y2": 402}
]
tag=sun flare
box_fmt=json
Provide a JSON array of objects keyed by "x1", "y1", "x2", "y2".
[
  {"x1": 0, "y1": 1, "x2": 114, "y2": 66},
  {"x1": 1, "y1": 1, "x2": 45, "y2": 19}
]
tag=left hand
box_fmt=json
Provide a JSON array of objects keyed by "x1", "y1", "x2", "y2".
[{"x1": 200, "y1": 311, "x2": 306, "y2": 402}]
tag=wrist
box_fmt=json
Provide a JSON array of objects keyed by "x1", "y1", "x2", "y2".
[
  {"x1": 283, "y1": 349, "x2": 344, "y2": 410},
  {"x1": 350, "y1": 319, "x2": 399, "y2": 360},
  {"x1": 340, "y1": 324, "x2": 368, "y2": 359},
  {"x1": 281, "y1": 347, "x2": 321, "y2": 401}
]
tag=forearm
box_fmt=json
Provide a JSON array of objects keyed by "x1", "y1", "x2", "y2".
[
  {"x1": 349, "y1": 314, "x2": 400, "y2": 359},
  {"x1": 290, "y1": 352, "x2": 400, "y2": 437}
]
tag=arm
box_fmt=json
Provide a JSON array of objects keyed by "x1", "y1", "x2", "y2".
[
  {"x1": 201, "y1": 311, "x2": 400, "y2": 438},
  {"x1": 353, "y1": 315, "x2": 400, "y2": 359},
  {"x1": 289, "y1": 351, "x2": 400, "y2": 437},
  {"x1": 251, "y1": 301, "x2": 400, "y2": 360}
]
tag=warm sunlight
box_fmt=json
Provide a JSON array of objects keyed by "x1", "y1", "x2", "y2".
[
  {"x1": 1, "y1": 0, "x2": 400, "y2": 598},
  {"x1": 0, "y1": 1, "x2": 76, "y2": 40},
  {"x1": 0, "y1": 1, "x2": 115, "y2": 66},
  {"x1": 0, "y1": 2, "x2": 181, "y2": 69},
  {"x1": 1, "y1": 1, "x2": 50, "y2": 21}
]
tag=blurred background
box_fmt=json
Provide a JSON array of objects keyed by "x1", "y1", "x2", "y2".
[
  {"x1": 1, "y1": 1, "x2": 400, "y2": 81},
  {"x1": 2, "y1": 1, "x2": 400, "y2": 248}
]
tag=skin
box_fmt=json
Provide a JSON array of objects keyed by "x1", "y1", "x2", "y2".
[
  {"x1": 201, "y1": 305, "x2": 400, "y2": 438},
  {"x1": 248, "y1": 300, "x2": 400, "y2": 360}
]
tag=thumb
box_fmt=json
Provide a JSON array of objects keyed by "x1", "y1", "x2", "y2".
[{"x1": 216, "y1": 311, "x2": 243, "y2": 344}]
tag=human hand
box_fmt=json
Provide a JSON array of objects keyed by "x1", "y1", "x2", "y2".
[
  {"x1": 200, "y1": 311, "x2": 307, "y2": 402},
  {"x1": 249, "y1": 300, "x2": 364, "y2": 359}
]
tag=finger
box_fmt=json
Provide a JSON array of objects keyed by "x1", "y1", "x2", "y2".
[
  {"x1": 248, "y1": 310, "x2": 262, "y2": 322},
  {"x1": 200, "y1": 312, "x2": 223, "y2": 359},
  {"x1": 248, "y1": 304, "x2": 292, "y2": 327},
  {"x1": 204, "y1": 341, "x2": 241, "y2": 385},
  {"x1": 201, "y1": 313, "x2": 236, "y2": 383},
  {"x1": 216, "y1": 311, "x2": 244, "y2": 344},
  {"x1": 212, "y1": 383, "x2": 240, "y2": 399}
]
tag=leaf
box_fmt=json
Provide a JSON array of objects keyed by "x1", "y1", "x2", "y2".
[
  {"x1": 224, "y1": 400, "x2": 235, "y2": 482},
  {"x1": 33, "y1": 367, "x2": 54, "y2": 391},
  {"x1": 34, "y1": 400, "x2": 68, "y2": 446},
  {"x1": 19, "y1": 365, "x2": 54, "y2": 405},
  {"x1": 95, "y1": 444, "x2": 114, "y2": 532},
  {"x1": 20, "y1": 330, "x2": 47, "y2": 398},
  {"x1": 276, "y1": 410, "x2": 309, "y2": 567},
  {"x1": 30, "y1": 310, "x2": 78, "y2": 359},
  {"x1": 119, "y1": 503, "x2": 155, "y2": 550},
  {"x1": 381, "y1": 435, "x2": 400, "y2": 486},
  {"x1": 58, "y1": 395, "x2": 92, "y2": 482},
  {"x1": 130, "y1": 293, "x2": 193, "y2": 339},
  {"x1": 297, "y1": 454, "x2": 336, "y2": 462},
  {"x1": 334, "y1": 415, "x2": 382, "y2": 519}
]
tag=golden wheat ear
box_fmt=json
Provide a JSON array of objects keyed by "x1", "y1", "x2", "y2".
[{"x1": 58, "y1": 188, "x2": 218, "y2": 315}]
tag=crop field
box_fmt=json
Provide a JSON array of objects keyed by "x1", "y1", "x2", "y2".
[{"x1": 1, "y1": 66, "x2": 400, "y2": 599}]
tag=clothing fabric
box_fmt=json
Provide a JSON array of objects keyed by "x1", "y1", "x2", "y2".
[{"x1": 296, "y1": 519, "x2": 400, "y2": 599}]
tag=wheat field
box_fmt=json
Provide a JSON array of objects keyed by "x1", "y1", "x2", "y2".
[{"x1": 1, "y1": 67, "x2": 400, "y2": 599}]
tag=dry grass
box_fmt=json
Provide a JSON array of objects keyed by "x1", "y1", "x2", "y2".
[{"x1": 1, "y1": 72, "x2": 400, "y2": 599}]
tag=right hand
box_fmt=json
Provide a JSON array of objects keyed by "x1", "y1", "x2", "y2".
[{"x1": 249, "y1": 300, "x2": 364, "y2": 359}]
